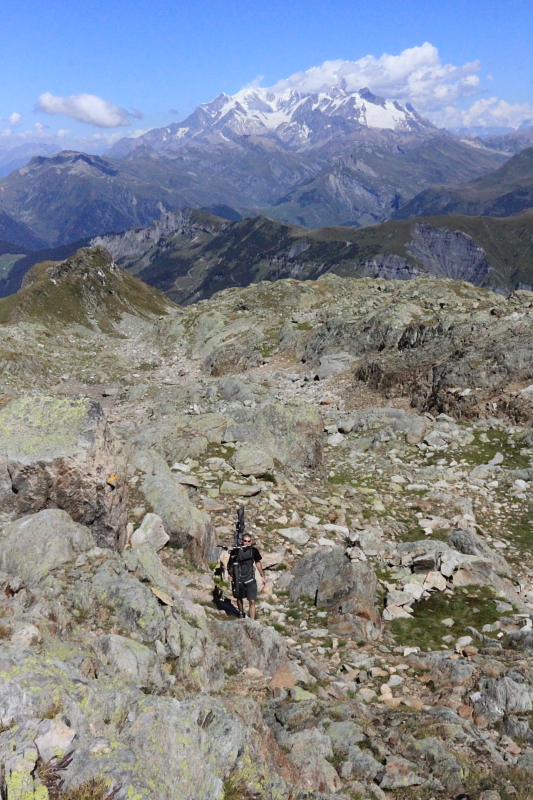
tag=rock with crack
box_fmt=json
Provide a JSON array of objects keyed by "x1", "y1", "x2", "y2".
[
  {"x1": 137, "y1": 449, "x2": 217, "y2": 565},
  {"x1": 289, "y1": 546, "x2": 380, "y2": 637},
  {"x1": 0, "y1": 393, "x2": 127, "y2": 548}
]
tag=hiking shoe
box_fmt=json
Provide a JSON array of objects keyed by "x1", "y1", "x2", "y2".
[{"x1": 239, "y1": 611, "x2": 246, "y2": 619}]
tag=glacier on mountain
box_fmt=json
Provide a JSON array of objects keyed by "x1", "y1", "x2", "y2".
[{"x1": 117, "y1": 83, "x2": 434, "y2": 155}]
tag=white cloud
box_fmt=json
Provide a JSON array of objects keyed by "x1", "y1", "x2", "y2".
[
  {"x1": 268, "y1": 43, "x2": 480, "y2": 112},
  {"x1": 435, "y1": 97, "x2": 533, "y2": 130},
  {"x1": 9, "y1": 112, "x2": 21, "y2": 126},
  {"x1": 36, "y1": 92, "x2": 132, "y2": 128}
]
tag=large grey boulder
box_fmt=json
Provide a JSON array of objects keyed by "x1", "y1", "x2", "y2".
[
  {"x1": 289, "y1": 546, "x2": 377, "y2": 610},
  {"x1": 230, "y1": 444, "x2": 275, "y2": 477},
  {"x1": 448, "y1": 528, "x2": 510, "y2": 574},
  {"x1": 213, "y1": 619, "x2": 288, "y2": 677},
  {"x1": 315, "y1": 352, "x2": 356, "y2": 380},
  {"x1": 0, "y1": 509, "x2": 94, "y2": 587},
  {"x1": 137, "y1": 449, "x2": 217, "y2": 565},
  {"x1": 225, "y1": 400, "x2": 323, "y2": 471},
  {"x1": 0, "y1": 393, "x2": 127, "y2": 548}
]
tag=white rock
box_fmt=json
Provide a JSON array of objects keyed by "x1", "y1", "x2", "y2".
[
  {"x1": 11, "y1": 624, "x2": 40, "y2": 644},
  {"x1": 488, "y1": 452, "x2": 504, "y2": 466},
  {"x1": 390, "y1": 475, "x2": 407, "y2": 484},
  {"x1": 279, "y1": 527, "x2": 310, "y2": 545},
  {"x1": 423, "y1": 572, "x2": 447, "y2": 592},
  {"x1": 327, "y1": 433, "x2": 345, "y2": 446},
  {"x1": 383, "y1": 604, "x2": 412, "y2": 621},
  {"x1": 387, "y1": 674, "x2": 404, "y2": 687},
  {"x1": 514, "y1": 479, "x2": 528, "y2": 491},
  {"x1": 456, "y1": 636, "x2": 473, "y2": 650},
  {"x1": 35, "y1": 721, "x2": 77, "y2": 762},
  {"x1": 171, "y1": 462, "x2": 190, "y2": 472},
  {"x1": 519, "y1": 384, "x2": 533, "y2": 396},
  {"x1": 402, "y1": 582, "x2": 425, "y2": 600},
  {"x1": 307, "y1": 628, "x2": 329, "y2": 638},
  {"x1": 131, "y1": 513, "x2": 169, "y2": 551},
  {"x1": 403, "y1": 647, "x2": 420, "y2": 656},
  {"x1": 318, "y1": 537, "x2": 335, "y2": 546},
  {"x1": 323, "y1": 523, "x2": 350, "y2": 534}
]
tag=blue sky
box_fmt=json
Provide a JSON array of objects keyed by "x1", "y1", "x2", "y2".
[{"x1": 1, "y1": 0, "x2": 532, "y2": 151}]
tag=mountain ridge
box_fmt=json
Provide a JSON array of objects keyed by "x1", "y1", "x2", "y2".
[{"x1": 395, "y1": 147, "x2": 533, "y2": 220}]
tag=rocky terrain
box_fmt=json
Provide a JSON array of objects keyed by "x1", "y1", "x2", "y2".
[{"x1": 2, "y1": 246, "x2": 533, "y2": 798}]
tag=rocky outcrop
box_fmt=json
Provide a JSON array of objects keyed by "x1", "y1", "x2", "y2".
[
  {"x1": 133, "y1": 449, "x2": 217, "y2": 566},
  {"x1": 0, "y1": 393, "x2": 127, "y2": 547}
]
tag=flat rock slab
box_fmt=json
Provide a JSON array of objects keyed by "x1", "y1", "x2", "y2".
[
  {"x1": 219, "y1": 481, "x2": 261, "y2": 497},
  {"x1": 278, "y1": 526, "x2": 310, "y2": 545}
]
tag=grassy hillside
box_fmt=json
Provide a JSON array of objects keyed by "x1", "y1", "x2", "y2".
[{"x1": 0, "y1": 245, "x2": 175, "y2": 330}]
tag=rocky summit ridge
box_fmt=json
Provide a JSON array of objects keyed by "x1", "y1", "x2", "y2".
[{"x1": 2, "y1": 248, "x2": 533, "y2": 799}]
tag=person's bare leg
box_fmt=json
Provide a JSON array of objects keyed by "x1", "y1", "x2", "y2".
[
  {"x1": 237, "y1": 599, "x2": 244, "y2": 616},
  {"x1": 248, "y1": 599, "x2": 256, "y2": 620}
]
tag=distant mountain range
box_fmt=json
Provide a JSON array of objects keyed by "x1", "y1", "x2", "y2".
[
  {"x1": 2, "y1": 84, "x2": 533, "y2": 259},
  {"x1": 395, "y1": 147, "x2": 533, "y2": 220},
  {"x1": 0, "y1": 132, "x2": 506, "y2": 247}
]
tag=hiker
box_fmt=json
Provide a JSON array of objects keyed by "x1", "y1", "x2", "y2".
[{"x1": 228, "y1": 533, "x2": 266, "y2": 619}]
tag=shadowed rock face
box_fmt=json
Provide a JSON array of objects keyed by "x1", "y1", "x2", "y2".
[{"x1": 0, "y1": 393, "x2": 127, "y2": 547}]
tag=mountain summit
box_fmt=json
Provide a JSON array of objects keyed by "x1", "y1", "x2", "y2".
[{"x1": 108, "y1": 84, "x2": 434, "y2": 157}]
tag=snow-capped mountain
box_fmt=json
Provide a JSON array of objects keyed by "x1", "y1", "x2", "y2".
[{"x1": 109, "y1": 84, "x2": 434, "y2": 157}]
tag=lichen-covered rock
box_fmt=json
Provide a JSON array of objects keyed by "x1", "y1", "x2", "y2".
[
  {"x1": 213, "y1": 619, "x2": 288, "y2": 677},
  {"x1": 0, "y1": 393, "x2": 127, "y2": 547},
  {"x1": 225, "y1": 400, "x2": 323, "y2": 471},
  {"x1": 0, "y1": 509, "x2": 94, "y2": 587},
  {"x1": 97, "y1": 634, "x2": 164, "y2": 686},
  {"x1": 230, "y1": 444, "x2": 275, "y2": 477}
]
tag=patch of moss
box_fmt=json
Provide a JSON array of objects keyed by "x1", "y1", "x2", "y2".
[{"x1": 391, "y1": 585, "x2": 504, "y2": 651}]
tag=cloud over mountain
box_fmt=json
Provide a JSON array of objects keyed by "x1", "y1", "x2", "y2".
[
  {"x1": 269, "y1": 43, "x2": 481, "y2": 112},
  {"x1": 36, "y1": 92, "x2": 131, "y2": 128}
]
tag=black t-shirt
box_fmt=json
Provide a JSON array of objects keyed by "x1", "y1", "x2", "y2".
[{"x1": 230, "y1": 545, "x2": 261, "y2": 583}]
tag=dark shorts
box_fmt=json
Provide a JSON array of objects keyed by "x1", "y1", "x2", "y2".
[{"x1": 235, "y1": 579, "x2": 258, "y2": 601}]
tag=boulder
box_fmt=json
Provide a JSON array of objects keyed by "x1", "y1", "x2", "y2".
[
  {"x1": 230, "y1": 444, "x2": 275, "y2": 477},
  {"x1": 0, "y1": 509, "x2": 94, "y2": 587},
  {"x1": 138, "y1": 450, "x2": 217, "y2": 566},
  {"x1": 0, "y1": 393, "x2": 127, "y2": 548},
  {"x1": 448, "y1": 528, "x2": 509, "y2": 574},
  {"x1": 219, "y1": 481, "x2": 261, "y2": 497},
  {"x1": 225, "y1": 400, "x2": 323, "y2": 471},
  {"x1": 213, "y1": 619, "x2": 288, "y2": 677},
  {"x1": 315, "y1": 352, "x2": 355, "y2": 380},
  {"x1": 130, "y1": 513, "x2": 169, "y2": 551},
  {"x1": 289, "y1": 546, "x2": 377, "y2": 610},
  {"x1": 279, "y1": 526, "x2": 310, "y2": 545}
]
